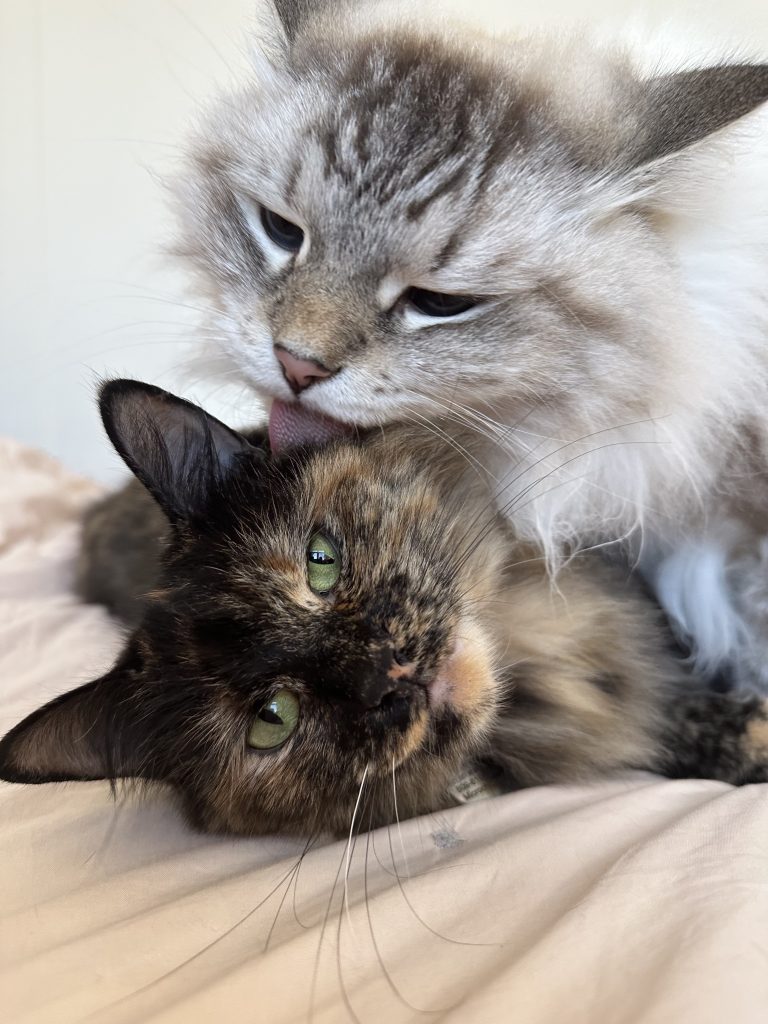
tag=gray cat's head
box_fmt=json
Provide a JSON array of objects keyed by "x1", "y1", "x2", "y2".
[{"x1": 174, "y1": 0, "x2": 768, "y2": 433}]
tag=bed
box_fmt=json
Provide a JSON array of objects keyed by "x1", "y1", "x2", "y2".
[{"x1": 2, "y1": 437, "x2": 767, "y2": 1024}]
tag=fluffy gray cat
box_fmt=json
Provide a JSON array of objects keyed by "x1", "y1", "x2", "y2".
[{"x1": 172, "y1": 1, "x2": 768, "y2": 687}]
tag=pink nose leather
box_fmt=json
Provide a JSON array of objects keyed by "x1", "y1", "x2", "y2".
[{"x1": 274, "y1": 346, "x2": 333, "y2": 394}]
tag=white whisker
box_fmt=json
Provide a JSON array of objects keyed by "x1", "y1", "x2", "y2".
[{"x1": 343, "y1": 763, "x2": 370, "y2": 941}]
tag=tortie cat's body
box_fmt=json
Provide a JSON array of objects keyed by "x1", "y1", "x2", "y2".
[{"x1": 1, "y1": 382, "x2": 767, "y2": 837}]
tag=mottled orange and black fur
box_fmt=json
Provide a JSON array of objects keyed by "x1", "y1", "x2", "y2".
[{"x1": 1, "y1": 381, "x2": 767, "y2": 837}]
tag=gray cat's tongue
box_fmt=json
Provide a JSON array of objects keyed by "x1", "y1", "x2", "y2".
[{"x1": 268, "y1": 399, "x2": 355, "y2": 453}]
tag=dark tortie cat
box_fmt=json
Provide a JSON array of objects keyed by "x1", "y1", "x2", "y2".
[{"x1": 1, "y1": 380, "x2": 767, "y2": 837}]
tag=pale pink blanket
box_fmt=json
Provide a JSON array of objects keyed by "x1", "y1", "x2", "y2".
[{"x1": 1, "y1": 438, "x2": 767, "y2": 1024}]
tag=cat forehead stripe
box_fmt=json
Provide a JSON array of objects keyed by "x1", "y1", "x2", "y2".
[{"x1": 302, "y1": 39, "x2": 531, "y2": 207}]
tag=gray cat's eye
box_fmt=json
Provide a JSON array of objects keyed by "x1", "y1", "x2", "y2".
[
  {"x1": 247, "y1": 689, "x2": 300, "y2": 750},
  {"x1": 260, "y1": 206, "x2": 304, "y2": 252},
  {"x1": 407, "y1": 287, "x2": 477, "y2": 318}
]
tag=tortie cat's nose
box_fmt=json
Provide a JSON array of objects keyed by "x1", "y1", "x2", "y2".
[{"x1": 274, "y1": 345, "x2": 332, "y2": 394}]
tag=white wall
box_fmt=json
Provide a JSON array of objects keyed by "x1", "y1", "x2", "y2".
[
  {"x1": 2, "y1": 0, "x2": 768, "y2": 482},
  {"x1": 0, "y1": 0, "x2": 254, "y2": 484}
]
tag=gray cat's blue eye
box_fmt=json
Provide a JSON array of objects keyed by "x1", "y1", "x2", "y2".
[
  {"x1": 260, "y1": 206, "x2": 304, "y2": 252},
  {"x1": 407, "y1": 287, "x2": 477, "y2": 318}
]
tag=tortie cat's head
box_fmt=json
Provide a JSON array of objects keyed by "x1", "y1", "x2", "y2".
[{"x1": 0, "y1": 381, "x2": 503, "y2": 836}]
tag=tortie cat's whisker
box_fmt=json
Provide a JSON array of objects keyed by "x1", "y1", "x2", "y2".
[
  {"x1": 376, "y1": 821, "x2": 494, "y2": 950},
  {"x1": 291, "y1": 832, "x2": 316, "y2": 932},
  {"x1": 330, "y1": 793, "x2": 375, "y2": 1024},
  {"x1": 92, "y1": 840, "x2": 315, "y2": 1015},
  {"x1": 391, "y1": 756, "x2": 410, "y2": 881},
  {"x1": 343, "y1": 764, "x2": 370, "y2": 939},
  {"x1": 309, "y1": 836, "x2": 350, "y2": 1024},
  {"x1": 362, "y1": 803, "x2": 448, "y2": 1017},
  {"x1": 311, "y1": 769, "x2": 375, "y2": 1024},
  {"x1": 262, "y1": 845, "x2": 309, "y2": 954},
  {"x1": 84, "y1": 791, "x2": 129, "y2": 867}
]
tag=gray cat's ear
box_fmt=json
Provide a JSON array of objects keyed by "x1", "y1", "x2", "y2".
[
  {"x1": 272, "y1": 0, "x2": 314, "y2": 42},
  {"x1": 271, "y1": 0, "x2": 352, "y2": 43},
  {"x1": 99, "y1": 379, "x2": 257, "y2": 527},
  {"x1": 0, "y1": 673, "x2": 138, "y2": 784},
  {"x1": 632, "y1": 63, "x2": 768, "y2": 167}
]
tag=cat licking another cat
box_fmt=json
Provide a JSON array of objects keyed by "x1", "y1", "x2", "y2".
[{"x1": 4, "y1": 1, "x2": 768, "y2": 834}]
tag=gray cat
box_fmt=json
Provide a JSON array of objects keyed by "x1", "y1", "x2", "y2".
[{"x1": 169, "y1": 1, "x2": 768, "y2": 689}]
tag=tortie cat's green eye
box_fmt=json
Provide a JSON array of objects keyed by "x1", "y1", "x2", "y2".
[
  {"x1": 307, "y1": 532, "x2": 340, "y2": 593},
  {"x1": 247, "y1": 689, "x2": 300, "y2": 750}
]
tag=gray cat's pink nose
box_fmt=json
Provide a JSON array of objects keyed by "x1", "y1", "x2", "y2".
[{"x1": 274, "y1": 345, "x2": 332, "y2": 394}]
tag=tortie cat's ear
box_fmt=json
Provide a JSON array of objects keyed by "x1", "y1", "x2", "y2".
[
  {"x1": 630, "y1": 63, "x2": 768, "y2": 167},
  {"x1": 99, "y1": 379, "x2": 258, "y2": 527},
  {"x1": 0, "y1": 670, "x2": 144, "y2": 784}
]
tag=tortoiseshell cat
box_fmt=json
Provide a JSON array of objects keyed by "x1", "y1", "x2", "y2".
[{"x1": 1, "y1": 381, "x2": 767, "y2": 837}]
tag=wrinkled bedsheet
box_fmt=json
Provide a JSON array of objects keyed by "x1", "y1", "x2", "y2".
[{"x1": 1, "y1": 438, "x2": 767, "y2": 1024}]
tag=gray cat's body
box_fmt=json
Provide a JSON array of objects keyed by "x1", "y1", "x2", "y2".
[{"x1": 172, "y1": 1, "x2": 768, "y2": 689}]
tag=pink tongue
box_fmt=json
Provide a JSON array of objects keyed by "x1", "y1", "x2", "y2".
[{"x1": 268, "y1": 399, "x2": 355, "y2": 453}]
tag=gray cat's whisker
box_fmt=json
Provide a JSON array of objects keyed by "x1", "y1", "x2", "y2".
[
  {"x1": 448, "y1": 431, "x2": 670, "y2": 583},
  {"x1": 405, "y1": 407, "x2": 492, "y2": 480},
  {"x1": 99, "y1": 289, "x2": 239, "y2": 325},
  {"x1": 163, "y1": 0, "x2": 238, "y2": 76},
  {"x1": 501, "y1": 440, "x2": 668, "y2": 523}
]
